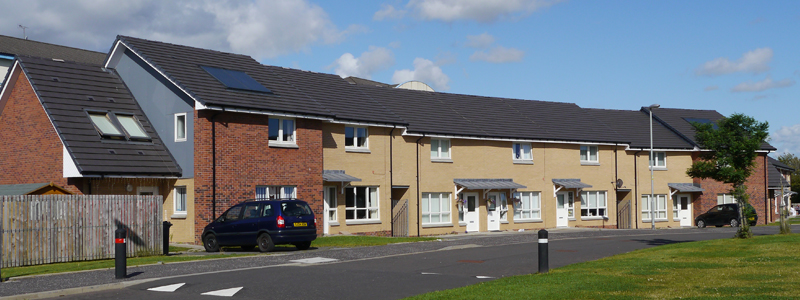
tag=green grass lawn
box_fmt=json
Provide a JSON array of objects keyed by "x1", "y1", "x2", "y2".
[
  {"x1": 1, "y1": 235, "x2": 437, "y2": 281},
  {"x1": 409, "y1": 234, "x2": 800, "y2": 300},
  {"x1": 766, "y1": 217, "x2": 800, "y2": 226}
]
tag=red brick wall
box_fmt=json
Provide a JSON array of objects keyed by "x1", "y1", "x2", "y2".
[
  {"x1": 0, "y1": 73, "x2": 82, "y2": 194},
  {"x1": 692, "y1": 153, "x2": 769, "y2": 225},
  {"x1": 193, "y1": 110, "x2": 323, "y2": 243}
]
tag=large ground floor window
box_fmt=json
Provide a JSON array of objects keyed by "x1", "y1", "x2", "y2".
[
  {"x1": 642, "y1": 194, "x2": 667, "y2": 220},
  {"x1": 422, "y1": 192, "x2": 451, "y2": 224},
  {"x1": 346, "y1": 186, "x2": 379, "y2": 220},
  {"x1": 580, "y1": 191, "x2": 607, "y2": 218},
  {"x1": 513, "y1": 191, "x2": 541, "y2": 220}
]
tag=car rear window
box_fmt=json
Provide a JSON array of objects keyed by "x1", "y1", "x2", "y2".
[{"x1": 281, "y1": 202, "x2": 313, "y2": 216}]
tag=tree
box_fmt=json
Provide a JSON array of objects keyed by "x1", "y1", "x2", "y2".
[
  {"x1": 687, "y1": 113, "x2": 769, "y2": 239},
  {"x1": 777, "y1": 152, "x2": 800, "y2": 204}
]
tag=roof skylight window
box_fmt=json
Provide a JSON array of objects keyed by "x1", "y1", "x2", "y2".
[
  {"x1": 201, "y1": 66, "x2": 272, "y2": 94},
  {"x1": 89, "y1": 113, "x2": 124, "y2": 138},
  {"x1": 87, "y1": 111, "x2": 151, "y2": 141},
  {"x1": 117, "y1": 115, "x2": 149, "y2": 140}
]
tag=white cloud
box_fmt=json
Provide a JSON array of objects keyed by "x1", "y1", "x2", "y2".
[
  {"x1": 0, "y1": 0, "x2": 351, "y2": 60},
  {"x1": 731, "y1": 76, "x2": 795, "y2": 92},
  {"x1": 374, "y1": 4, "x2": 406, "y2": 20},
  {"x1": 465, "y1": 33, "x2": 495, "y2": 48},
  {"x1": 392, "y1": 58, "x2": 450, "y2": 90},
  {"x1": 331, "y1": 46, "x2": 395, "y2": 79},
  {"x1": 704, "y1": 85, "x2": 719, "y2": 91},
  {"x1": 771, "y1": 124, "x2": 800, "y2": 156},
  {"x1": 695, "y1": 48, "x2": 773, "y2": 76},
  {"x1": 470, "y1": 46, "x2": 524, "y2": 63},
  {"x1": 407, "y1": 0, "x2": 561, "y2": 23}
]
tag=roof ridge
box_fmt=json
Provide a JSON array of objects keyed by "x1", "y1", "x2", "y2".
[{"x1": 117, "y1": 35, "x2": 253, "y2": 60}]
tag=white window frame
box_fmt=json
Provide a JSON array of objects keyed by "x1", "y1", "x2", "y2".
[
  {"x1": 345, "y1": 186, "x2": 380, "y2": 223},
  {"x1": 717, "y1": 194, "x2": 736, "y2": 204},
  {"x1": 672, "y1": 195, "x2": 679, "y2": 221},
  {"x1": 580, "y1": 145, "x2": 599, "y2": 164},
  {"x1": 255, "y1": 185, "x2": 297, "y2": 200},
  {"x1": 499, "y1": 193, "x2": 508, "y2": 222},
  {"x1": 642, "y1": 194, "x2": 668, "y2": 221},
  {"x1": 457, "y1": 193, "x2": 465, "y2": 224},
  {"x1": 580, "y1": 191, "x2": 607, "y2": 219},
  {"x1": 649, "y1": 151, "x2": 666, "y2": 169},
  {"x1": 512, "y1": 142, "x2": 533, "y2": 163},
  {"x1": 422, "y1": 192, "x2": 451, "y2": 226},
  {"x1": 430, "y1": 138, "x2": 451, "y2": 162},
  {"x1": 324, "y1": 186, "x2": 338, "y2": 226},
  {"x1": 269, "y1": 117, "x2": 296, "y2": 147},
  {"x1": 513, "y1": 191, "x2": 541, "y2": 221},
  {"x1": 172, "y1": 186, "x2": 187, "y2": 218},
  {"x1": 174, "y1": 113, "x2": 187, "y2": 142},
  {"x1": 345, "y1": 126, "x2": 369, "y2": 151}
]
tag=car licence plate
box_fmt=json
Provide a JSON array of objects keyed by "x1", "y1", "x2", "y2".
[{"x1": 293, "y1": 222, "x2": 307, "y2": 227}]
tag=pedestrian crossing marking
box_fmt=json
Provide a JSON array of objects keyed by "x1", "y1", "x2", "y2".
[
  {"x1": 290, "y1": 257, "x2": 339, "y2": 264},
  {"x1": 201, "y1": 287, "x2": 243, "y2": 297},
  {"x1": 147, "y1": 283, "x2": 185, "y2": 292}
]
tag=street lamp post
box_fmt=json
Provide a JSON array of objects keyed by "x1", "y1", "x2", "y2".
[{"x1": 649, "y1": 104, "x2": 660, "y2": 230}]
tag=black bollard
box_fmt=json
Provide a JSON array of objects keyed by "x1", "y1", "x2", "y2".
[
  {"x1": 538, "y1": 229, "x2": 549, "y2": 274},
  {"x1": 163, "y1": 221, "x2": 172, "y2": 255},
  {"x1": 115, "y1": 228, "x2": 127, "y2": 279}
]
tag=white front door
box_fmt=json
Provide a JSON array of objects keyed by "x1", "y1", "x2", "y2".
[
  {"x1": 465, "y1": 193, "x2": 480, "y2": 232},
  {"x1": 556, "y1": 191, "x2": 574, "y2": 227},
  {"x1": 487, "y1": 192, "x2": 500, "y2": 231},
  {"x1": 678, "y1": 194, "x2": 692, "y2": 227},
  {"x1": 323, "y1": 186, "x2": 337, "y2": 235}
]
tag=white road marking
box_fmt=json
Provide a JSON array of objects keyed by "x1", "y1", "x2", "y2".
[
  {"x1": 476, "y1": 276, "x2": 495, "y2": 279},
  {"x1": 290, "y1": 257, "x2": 339, "y2": 264},
  {"x1": 147, "y1": 283, "x2": 185, "y2": 292},
  {"x1": 421, "y1": 272, "x2": 440, "y2": 275},
  {"x1": 201, "y1": 287, "x2": 243, "y2": 297}
]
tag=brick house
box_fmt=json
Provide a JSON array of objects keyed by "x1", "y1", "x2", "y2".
[{"x1": 0, "y1": 56, "x2": 181, "y2": 198}]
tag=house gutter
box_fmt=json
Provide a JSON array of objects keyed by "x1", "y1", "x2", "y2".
[
  {"x1": 415, "y1": 134, "x2": 425, "y2": 237},
  {"x1": 634, "y1": 150, "x2": 643, "y2": 229}
]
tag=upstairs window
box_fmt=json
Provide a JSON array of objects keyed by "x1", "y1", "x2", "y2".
[
  {"x1": 88, "y1": 111, "x2": 150, "y2": 141},
  {"x1": 580, "y1": 145, "x2": 598, "y2": 164},
  {"x1": 269, "y1": 117, "x2": 296, "y2": 145},
  {"x1": 431, "y1": 138, "x2": 451, "y2": 160},
  {"x1": 512, "y1": 143, "x2": 532, "y2": 162},
  {"x1": 345, "y1": 126, "x2": 368, "y2": 149},
  {"x1": 649, "y1": 151, "x2": 666, "y2": 169},
  {"x1": 175, "y1": 113, "x2": 187, "y2": 142}
]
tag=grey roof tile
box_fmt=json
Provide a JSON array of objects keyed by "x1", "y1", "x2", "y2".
[
  {"x1": 16, "y1": 56, "x2": 181, "y2": 177},
  {"x1": 0, "y1": 35, "x2": 106, "y2": 65},
  {"x1": 584, "y1": 108, "x2": 694, "y2": 149},
  {"x1": 0, "y1": 183, "x2": 50, "y2": 195},
  {"x1": 648, "y1": 107, "x2": 776, "y2": 151}
]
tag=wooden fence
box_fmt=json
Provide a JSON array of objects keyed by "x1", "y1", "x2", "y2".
[{"x1": 1, "y1": 195, "x2": 163, "y2": 268}]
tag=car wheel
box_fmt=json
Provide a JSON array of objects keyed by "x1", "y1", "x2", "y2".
[
  {"x1": 294, "y1": 241, "x2": 312, "y2": 250},
  {"x1": 241, "y1": 245, "x2": 255, "y2": 251},
  {"x1": 730, "y1": 218, "x2": 739, "y2": 227},
  {"x1": 696, "y1": 219, "x2": 706, "y2": 228},
  {"x1": 203, "y1": 234, "x2": 220, "y2": 252},
  {"x1": 257, "y1": 233, "x2": 274, "y2": 253}
]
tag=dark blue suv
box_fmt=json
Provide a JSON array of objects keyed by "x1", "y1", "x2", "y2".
[{"x1": 202, "y1": 199, "x2": 317, "y2": 252}]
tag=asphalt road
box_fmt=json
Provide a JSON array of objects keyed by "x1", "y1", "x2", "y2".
[{"x1": 31, "y1": 225, "x2": 793, "y2": 300}]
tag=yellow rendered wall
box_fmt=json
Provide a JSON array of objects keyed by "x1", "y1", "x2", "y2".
[
  {"x1": 164, "y1": 178, "x2": 195, "y2": 243},
  {"x1": 627, "y1": 151, "x2": 695, "y2": 229}
]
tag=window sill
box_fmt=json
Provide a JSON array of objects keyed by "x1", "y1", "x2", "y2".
[
  {"x1": 500, "y1": 221, "x2": 509, "y2": 224},
  {"x1": 513, "y1": 219, "x2": 543, "y2": 223},
  {"x1": 328, "y1": 222, "x2": 339, "y2": 226},
  {"x1": 170, "y1": 213, "x2": 187, "y2": 219},
  {"x1": 269, "y1": 141, "x2": 299, "y2": 148},
  {"x1": 569, "y1": 218, "x2": 577, "y2": 221},
  {"x1": 431, "y1": 158, "x2": 453, "y2": 163},
  {"x1": 175, "y1": 139, "x2": 187, "y2": 143},
  {"x1": 345, "y1": 147, "x2": 371, "y2": 153},
  {"x1": 422, "y1": 223, "x2": 453, "y2": 228},
  {"x1": 580, "y1": 162, "x2": 600, "y2": 166},
  {"x1": 649, "y1": 167, "x2": 668, "y2": 171},
  {"x1": 459, "y1": 222, "x2": 466, "y2": 226},
  {"x1": 580, "y1": 216, "x2": 608, "y2": 221},
  {"x1": 642, "y1": 219, "x2": 669, "y2": 223},
  {"x1": 512, "y1": 160, "x2": 534, "y2": 165},
  {"x1": 345, "y1": 219, "x2": 381, "y2": 225}
]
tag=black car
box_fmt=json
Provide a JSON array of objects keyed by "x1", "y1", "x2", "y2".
[
  {"x1": 695, "y1": 203, "x2": 757, "y2": 228},
  {"x1": 202, "y1": 199, "x2": 317, "y2": 252}
]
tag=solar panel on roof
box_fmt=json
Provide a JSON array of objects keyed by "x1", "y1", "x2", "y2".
[
  {"x1": 683, "y1": 117, "x2": 718, "y2": 129},
  {"x1": 200, "y1": 66, "x2": 272, "y2": 94}
]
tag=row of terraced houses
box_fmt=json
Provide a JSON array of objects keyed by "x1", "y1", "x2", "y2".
[{"x1": 0, "y1": 35, "x2": 793, "y2": 244}]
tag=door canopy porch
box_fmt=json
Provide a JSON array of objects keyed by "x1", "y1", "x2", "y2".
[
  {"x1": 667, "y1": 183, "x2": 704, "y2": 197},
  {"x1": 323, "y1": 170, "x2": 362, "y2": 193},
  {"x1": 552, "y1": 179, "x2": 592, "y2": 197},
  {"x1": 454, "y1": 178, "x2": 526, "y2": 199}
]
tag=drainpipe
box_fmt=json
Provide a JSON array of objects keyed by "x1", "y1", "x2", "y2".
[
  {"x1": 633, "y1": 150, "x2": 643, "y2": 229},
  {"x1": 763, "y1": 154, "x2": 768, "y2": 224},
  {"x1": 614, "y1": 144, "x2": 618, "y2": 227},
  {"x1": 415, "y1": 134, "x2": 425, "y2": 237},
  {"x1": 210, "y1": 110, "x2": 223, "y2": 220},
  {"x1": 389, "y1": 126, "x2": 396, "y2": 235}
]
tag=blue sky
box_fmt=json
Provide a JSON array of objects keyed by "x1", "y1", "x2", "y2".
[{"x1": 2, "y1": 0, "x2": 798, "y2": 155}]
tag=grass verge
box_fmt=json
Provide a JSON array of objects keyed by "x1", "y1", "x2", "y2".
[
  {"x1": 1, "y1": 235, "x2": 437, "y2": 280},
  {"x1": 766, "y1": 217, "x2": 800, "y2": 226},
  {"x1": 408, "y1": 234, "x2": 800, "y2": 299}
]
